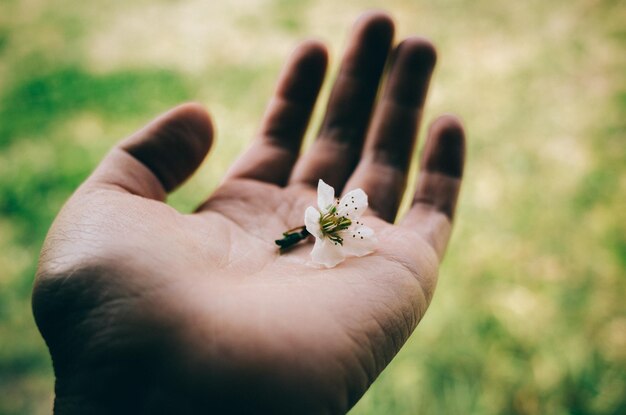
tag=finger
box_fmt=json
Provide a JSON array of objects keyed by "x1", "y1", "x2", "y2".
[
  {"x1": 224, "y1": 41, "x2": 328, "y2": 185},
  {"x1": 87, "y1": 103, "x2": 213, "y2": 200},
  {"x1": 289, "y1": 11, "x2": 394, "y2": 191},
  {"x1": 344, "y1": 38, "x2": 436, "y2": 222},
  {"x1": 401, "y1": 115, "x2": 465, "y2": 259}
]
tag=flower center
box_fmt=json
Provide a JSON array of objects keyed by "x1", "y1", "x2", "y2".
[{"x1": 319, "y1": 205, "x2": 352, "y2": 245}]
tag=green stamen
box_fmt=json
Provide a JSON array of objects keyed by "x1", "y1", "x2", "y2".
[{"x1": 319, "y1": 205, "x2": 351, "y2": 245}]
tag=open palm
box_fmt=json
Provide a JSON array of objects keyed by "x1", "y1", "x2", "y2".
[{"x1": 33, "y1": 12, "x2": 465, "y2": 414}]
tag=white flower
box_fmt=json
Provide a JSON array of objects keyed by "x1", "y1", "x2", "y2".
[{"x1": 304, "y1": 179, "x2": 376, "y2": 268}]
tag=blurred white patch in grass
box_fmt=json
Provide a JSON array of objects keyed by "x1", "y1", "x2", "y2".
[{"x1": 87, "y1": 0, "x2": 297, "y2": 74}]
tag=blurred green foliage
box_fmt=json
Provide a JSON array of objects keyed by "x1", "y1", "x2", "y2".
[{"x1": 0, "y1": 0, "x2": 624, "y2": 414}]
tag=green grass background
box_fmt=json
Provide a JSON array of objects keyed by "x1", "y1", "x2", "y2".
[{"x1": 0, "y1": 0, "x2": 624, "y2": 413}]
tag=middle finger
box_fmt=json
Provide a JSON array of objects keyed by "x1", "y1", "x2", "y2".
[{"x1": 289, "y1": 12, "x2": 394, "y2": 193}]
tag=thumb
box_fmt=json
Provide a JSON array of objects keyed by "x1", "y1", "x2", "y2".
[{"x1": 88, "y1": 103, "x2": 214, "y2": 200}]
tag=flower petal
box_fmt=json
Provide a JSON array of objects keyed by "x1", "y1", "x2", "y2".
[
  {"x1": 317, "y1": 179, "x2": 335, "y2": 212},
  {"x1": 337, "y1": 188, "x2": 368, "y2": 220},
  {"x1": 340, "y1": 225, "x2": 376, "y2": 257},
  {"x1": 310, "y1": 237, "x2": 346, "y2": 268},
  {"x1": 304, "y1": 206, "x2": 323, "y2": 238}
]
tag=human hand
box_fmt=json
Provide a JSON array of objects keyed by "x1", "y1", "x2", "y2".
[{"x1": 33, "y1": 12, "x2": 465, "y2": 414}]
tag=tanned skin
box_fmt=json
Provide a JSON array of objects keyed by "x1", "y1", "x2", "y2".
[{"x1": 33, "y1": 11, "x2": 466, "y2": 414}]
